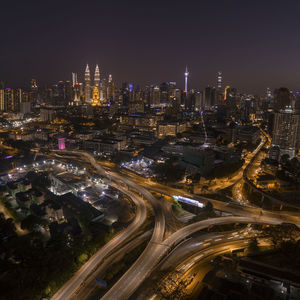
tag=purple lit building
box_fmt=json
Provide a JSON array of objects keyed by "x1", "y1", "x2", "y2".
[{"x1": 58, "y1": 138, "x2": 66, "y2": 150}]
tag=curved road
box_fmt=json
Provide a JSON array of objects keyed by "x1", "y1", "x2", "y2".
[
  {"x1": 52, "y1": 150, "x2": 299, "y2": 300},
  {"x1": 51, "y1": 156, "x2": 147, "y2": 300},
  {"x1": 101, "y1": 215, "x2": 284, "y2": 299},
  {"x1": 63, "y1": 151, "x2": 167, "y2": 300}
]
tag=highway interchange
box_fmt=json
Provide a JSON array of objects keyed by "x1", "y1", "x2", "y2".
[{"x1": 50, "y1": 133, "x2": 300, "y2": 300}]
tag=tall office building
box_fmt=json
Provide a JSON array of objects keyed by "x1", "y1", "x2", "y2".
[
  {"x1": 168, "y1": 82, "x2": 176, "y2": 100},
  {"x1": 204, "y1": 86, "x2": 216, "y2": 109},
  {"x1": 185, "y1": 90, "x2": 195, "y2": 110},
  {"x1": 152, "y1": 86, "x2": 160, "y2": 107},
  {"x1": 266, "y1": 87, "x2": 272, "y2": 100},
  {"x1": 4, "y1": 88, "x2": 14, "y2": 112},
  {"x1": 72, "y1": 73, "x2": 78, "y2": 87},
  {"x1": 57, "y1": 81, "x2": 65, "y2": 100},
  {"x1": 84, "y1": 64, "x2": 91, "y2": 103},
  {"x1": 14, "y1": 88, "x2": 23, "y2": 112},
  {"x1": 121, "y1": 82, "x2": 130, "y2": 107},
  {"x1": 107, "y1": 74, "x2": 114, "y2": 101},
  {"x1": 94, "y1": 64, "x2": 100, "y2": 87},
  {"x1": 73, "y1": 82, "x2": 81, "y2": 103},
  {"x1": 175, "y1": 89, "x2": 182, "y2": 106},
  {"x1": 217, "y1": 71, "x2": 222, "y2": 92},
  {"x1": 30, "y1": 79, "x2": 38, "y2": 104},
  {"x1": 0, "y1": 89, "x2": 4, "y2": 111},
  {"x1": 273, "y1": 87, "x2": 291, "y2": 111},
  {"x1": 195, "y1": 91, "x2": 203, "y2": 111},
  {"x1": 160, "y1": 82, "x2": 169, "y2": 106},
  {"x1": 272, "y1": 107, "x2": 300, "y2": 157},
  {"x1": 91, "y1": 65, "x2": 101, "y2": 105}
]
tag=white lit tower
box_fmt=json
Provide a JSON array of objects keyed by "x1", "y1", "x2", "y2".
[
  {"x1": 84, "y1": 64, "x2": 91, "y2": 103},
  {"x1": 94, "y1": 64, "x2": 100, "y2": 87},
  {"x1": 266, "y1": 87, "x2": 272, "y2": 100},
  {"x1": 72, "y1": 72, "x2": 78, "y2": 87},
  {"x1": 217, "y1": 71, "x2": 222, "y2": 92},
  {"x1": 184, "y1": 65, "x2": 189, "y2": 94}
]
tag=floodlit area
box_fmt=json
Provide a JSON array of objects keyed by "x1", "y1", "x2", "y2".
[
  {"x1": 121, "y1": 158, "x2": 153, "y2": 177},
  {"x1": 1, "y1": 156, "x2": 132, "y2": 224}
]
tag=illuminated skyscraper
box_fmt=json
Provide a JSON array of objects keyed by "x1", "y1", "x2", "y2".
[
  {"x1": 91, "y1": 64, "x2": 101, "y2": 105},
  {"x1": 72, "y1": 72, "x2": 78, "y2": 87},
  {"x1": 0, "y1": 89, "x2": 4, "y2": 111},
  {"x1": 184, "y1": 66, "x2": 189, "y2": 94},
  {"x1": 217, "y1": 71, "x2": 222, "y2": 92},
  {"x1": 107, "y1": 74, "x2": 114, "y2": 100},
  {"x1": 151, "y1": 86, "x2": 160, "y2": 107},
  {"x1": 84, "y1": 64, "x2": 91, "y2": 103},
  {"x1": 266, "y1": 87, "x2": 272, "y2": 99},
  {"x1": 4, "y1": 88, "x2": 14, "y2": 112},
  {"x1": 73, "y1": 82, "x2": 80, "y2": 104},
  {"x1": 272, "y1": 106, "x2": 300, "y2": 157},
  {"x1": 94, "y1": 64, "x2": 100, "y2": 87}
]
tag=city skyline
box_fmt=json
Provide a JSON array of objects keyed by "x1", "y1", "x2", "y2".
[
  {"x1": 2, "y1": 1, "x2": 300, "y2": 93},
  {"x1": 2, "y1": 1, "x2": 300, "y2": 300}
]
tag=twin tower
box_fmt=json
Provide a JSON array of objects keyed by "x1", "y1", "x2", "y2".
[{"x1": 84, "y1": 64, "x2": 101, "y2": 106}]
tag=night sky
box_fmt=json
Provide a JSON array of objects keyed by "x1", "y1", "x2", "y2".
[{"x1": 1, "y1": 0, "x2": 300, "y2": 94}]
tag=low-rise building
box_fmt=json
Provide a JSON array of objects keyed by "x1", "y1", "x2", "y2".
[
  {"x1": 84, "y1": 137, "x2": 126, "y2": 154},
  {"x1": 157, "y1": 121, "x2": 187, "y2": 138}
]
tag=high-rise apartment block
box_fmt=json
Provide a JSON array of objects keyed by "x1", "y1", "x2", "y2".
[{"x1": 272, "y1": 107, "x2": 300, "y2": 157}]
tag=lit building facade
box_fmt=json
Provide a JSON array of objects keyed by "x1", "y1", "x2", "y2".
[
  {"x1": 58, "y1": 138, "x2": 66, "y2": 150},
  {"x1": 94, "y1": 64, "x2": 100, "y2": 87},
  {"x1": 92, "y1": 86, "x2": 100, "y2": 106},
  {"x1": 0, "y1": 89, "x2": 4, "y2": 111},
  {"x1": 272, "y1": 107, "x2": 300, "y2": 157},
  {"x1": 84, "y1": 64, "x2": 91, "y2": 103},
  {"x1": 107, "y1": 74, "x2": 114, "y2": 101},
  {"x1": 217, "y1": 71, "x2": 222, "y2": 92}
]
